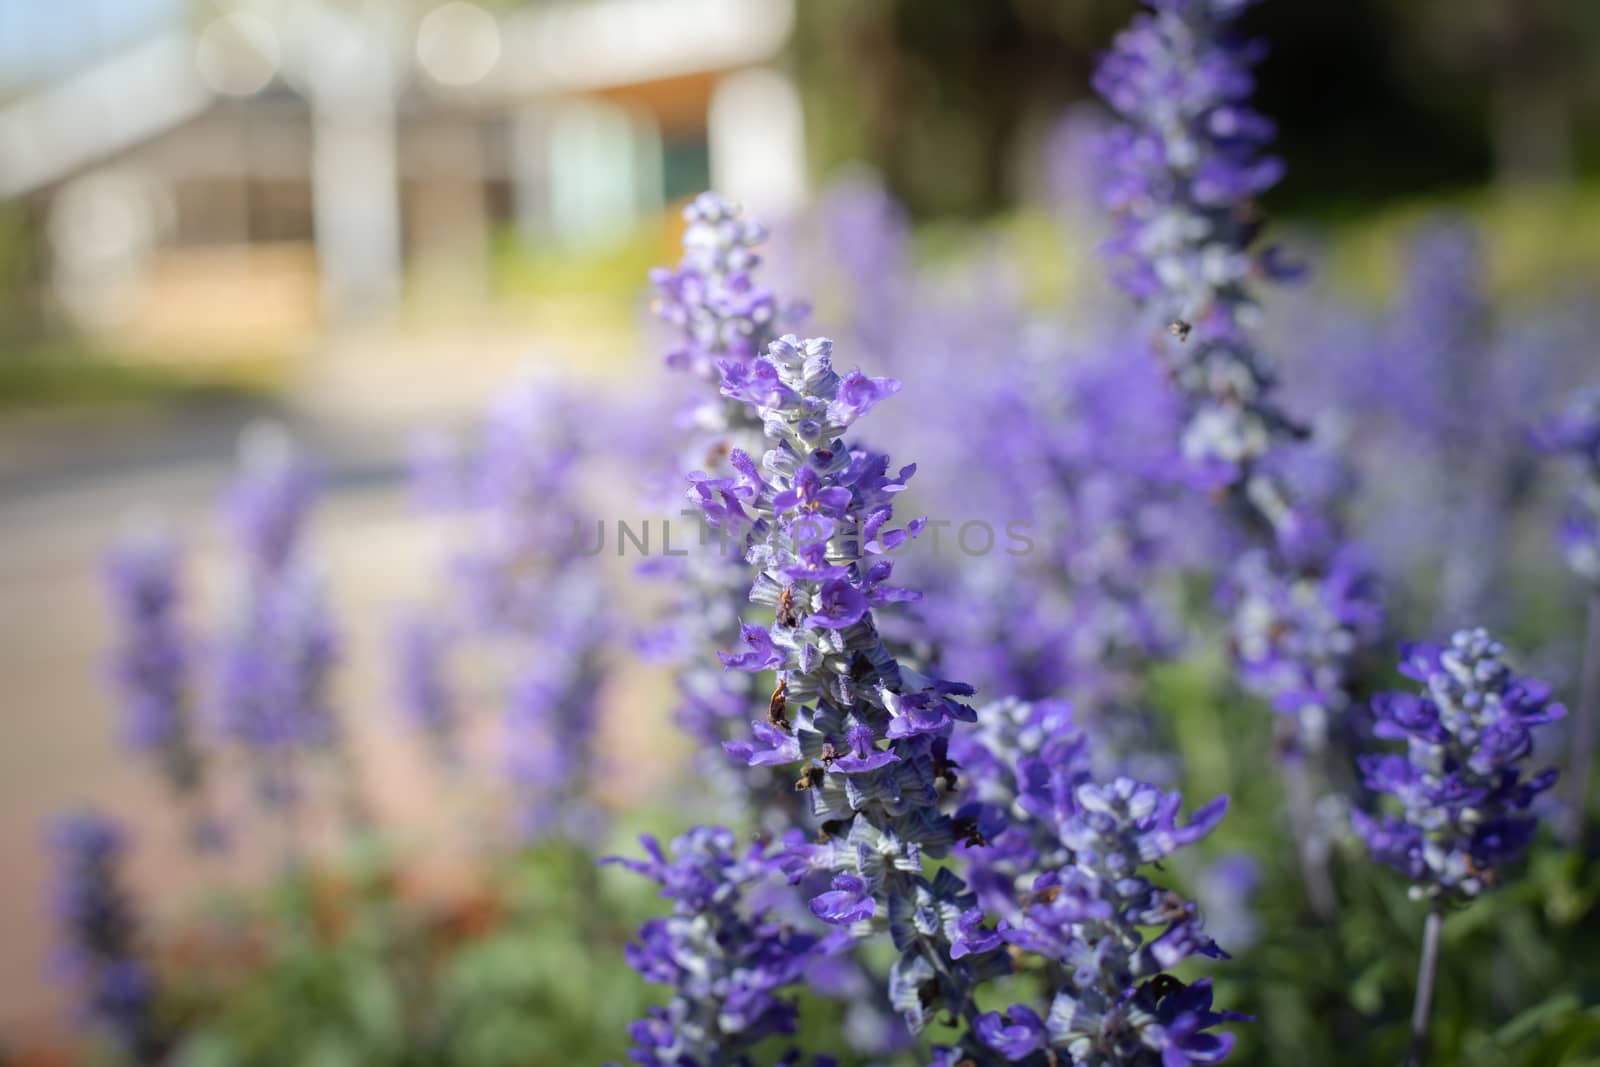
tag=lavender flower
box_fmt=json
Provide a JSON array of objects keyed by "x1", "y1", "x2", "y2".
[
  {"x1": 414, "y1": 379, "x2": 617, "y2": 840},
  {"x1": 607, "y1": 827, "x2": 836, "y2": 1066},
  {"x1": 706, "y1": 333, "x2": 1011, "y2": 1031},
  {"x1": 1095, "y1": 0, "x2": 1284, "y2": 322},
  {"x1": 1382, "y1": 221, "x2": 1490, "y2": 445},
  {"x1": 48, "y1": 813, "x2": 162, "y2": 1063},
  {"x1": 943, "y1": 699, "x2": 1243, "y2": 1064},
  {"x1": 1000, "y1": 778, "x2": 1237, "y2": 1066},
  {"x1": 216, "y1": 428, "x2": 341, "y2": 813},
  {"x1": 1386, "y1": 220, "x2": 1530, "y2": 630},
  {"x1": 1094, "y1": 0, "x2": 1300, "y2": 482},
  {"x1": 1353, "y1": 629, "x2": 1565, "y2": 901},
  {"x1": 453, "y1": 381, "x2": 585, "y2": 632},
  {"x1": 103, "y1": 524, "x2": 204, "y2": 801},
  {"x1": 909, "y1": 335, "x2": 1190, "y2": 764},
  {"x1": 1093, "y1": 0, "x2": 1368, "y2": 669},
  {"x1": 956, "y1": 784, "x2": 1237, "y2": 1066},
  {"x1": 645, "y1": 194, "x2": 810, "y2": 831}
]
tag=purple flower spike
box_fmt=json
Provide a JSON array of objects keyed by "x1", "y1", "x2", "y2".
[
  {"x1": 103, "y1": 524, "x2": 205, "y2": 810},
  {"x1": 959, "y1": 698, "x2": 1241, "y2": 1064},
  {"x1": 224, "y1": 422, "x2": 318, "y2": 576},
  {"x1": 1354, "y1": 629, "x2": 1564, "y2": 901},
  {"x1": 607, "y1": 828, "x2": 824, "y2": 1064},
  {"x1": 682, "y1": 323, "x2": 1005, "y2": 1035}
]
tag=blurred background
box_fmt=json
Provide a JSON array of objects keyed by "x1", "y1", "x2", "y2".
[{"x1": 2, "y1": 0, "x2": 1600, "y2": 1063}]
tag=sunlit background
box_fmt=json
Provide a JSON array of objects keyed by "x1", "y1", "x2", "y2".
[{"x1": 2, "y1": 0, "x2": 1599, "y2": 1063}]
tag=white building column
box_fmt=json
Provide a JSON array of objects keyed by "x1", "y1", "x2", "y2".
[
  {"x1": 288, "y1": 1, "x2": 405, "y2": 320},
  {"x1": 310, "y1": 89, "x2": 402, "y2": 317}
]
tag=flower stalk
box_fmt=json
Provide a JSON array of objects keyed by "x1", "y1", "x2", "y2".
[{"x1": 1406, "y1": 906, "x2": 1444, "y2": 1067}]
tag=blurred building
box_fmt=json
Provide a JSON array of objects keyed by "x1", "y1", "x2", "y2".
[{"x1": 0, "y1": 0, "x2": 804, "y2": 352}]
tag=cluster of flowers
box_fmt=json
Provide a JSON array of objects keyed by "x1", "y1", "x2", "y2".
[
  {"x1": 775, "y1": 169, "x2": 1194, "y2": 783},
  {"x1": 923, "y1": 336, "x2": 1191, "y2": 776},
  {"x1": 952, "y1": 698, "x2": 1241, "y2": 1065},
  {"x1": 614, "y1": 192, "x2": 1244, "y2": 1062},
  {"x1": 609, "y1": 0, "x2": 1587, "y2": 1059},
  {"x1": 1094, "y1": 0, "x2": 1296, "y2": 476},
  {"x1": 705, "y1": 331, "x2": 1004, "y2": 1030},
  {"x1": 978, "y1": 775, "x2": 1239, "y2": 1066},
  {"x1": 1095, "y1": 0, "x2": 1382, "y2": 764},
  {"x1": 57, "y1": 1, "x2": 1595, "y2": 1062},
  {"x1": 403, "y1": 381, "x2": 614, "y2": 840},
  {"x1": 1271, "y1": 218, "x2": 1594, "y2": 633},
  {"x1": 97, "y1": 423, "x2": 352, "y2": 855}
]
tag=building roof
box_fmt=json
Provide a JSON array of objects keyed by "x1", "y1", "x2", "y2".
[
  {"x1": 0, "y1": 29, "x2": 211, "y2": 198},
  {"x1": 0, "y1": 0, "x2": 795, "y2": 199}
]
